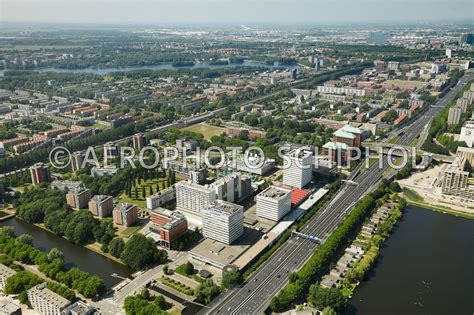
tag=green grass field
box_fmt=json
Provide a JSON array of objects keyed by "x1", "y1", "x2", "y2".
[
  {"x1": 118, "y1": 177, "x2": 170, "y2": 208},
  {"x1": 181, "y1": 123, "x2": 226, "y2": 139}
]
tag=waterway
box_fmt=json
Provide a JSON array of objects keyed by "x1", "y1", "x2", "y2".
[
  {"x1": 0, "y1": 60, "x2": 298, "y2": 76},
  {"x1": 344, "y1": 206, "x2": 474, "y2": 315},
  {"x1": 0, "y1": 217, "x2": 132, "y2": 288}
]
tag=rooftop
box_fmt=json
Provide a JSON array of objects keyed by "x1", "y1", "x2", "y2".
[
  {"x1": 334, "y1": 129, "x2": 356, "y2": 139},
  {"x1": 115, "y1": 203, "x2": 137, "y2": 213},
  {"x1": 91, "y1": 195, "x2": 112, "y2": 203},
  {"x1": 258, "y1": 185, "x2": 291, "y2": 200},
  {"x1": 323, "y1": 141, "x2": 349, "y2": 150},
  {"x1": 341, "y1": 125, "x2": 362, "y2": 134},
  {"x1": 206, "y1": 200, "x2": 243, "y2": 215},
  {"x1": 28, "y1": 284, "x2": 70, "y2": 309}
]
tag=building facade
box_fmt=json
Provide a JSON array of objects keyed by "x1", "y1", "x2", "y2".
[
  {"x1": 146, "y1": 185, "x2": 176, "y2": 210},
  {"x1": 113, "y1": 203, "x2": 139, "y2": 227},
  {"x1": 27, "y1": 284, "x2": 71, "y2": 315},
  {"x1": 282, "y1": 149, "x2": 313, "y2": 189},
  {"x1": 66, "y1": 188, "x2": 91, "y2": 209},
  {"x1": 256, "y1": 186, "x2": 292, "y2": 221},
  {"x1": 149, "y1": 208, "x2": 188, "y2": 249},
  {"x1": 88, "y1": 195, "x2": 114, "y2": 217},
  {"x1": 202, "y1": 200, "x2": 244, "y2": 245}
]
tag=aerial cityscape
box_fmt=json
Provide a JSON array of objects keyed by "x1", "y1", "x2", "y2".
[{"x1": 0, "y1": 1, "x2": 473, "y2": 315}]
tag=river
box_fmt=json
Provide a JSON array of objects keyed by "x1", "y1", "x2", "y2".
[
  {"x1": 0, "y1": 217, "x2": 132, "y2": 288},
  {"x1": 0, "y1": 60, "x2": 298, "y2": 76},
  {"x1": 344, "y1": 206, "x2": 474, "y2": 315}
]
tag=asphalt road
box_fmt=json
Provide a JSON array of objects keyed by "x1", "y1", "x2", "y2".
[{"x1": 204, "y1": 72, "x2": 473, "y2": 315}]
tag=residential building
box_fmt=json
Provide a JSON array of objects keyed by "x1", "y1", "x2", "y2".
[
  {"x1": 0, "y1": 264, "x2": 16, "y2": 291},
  {"x1": 146, "y1": 185, "x2": 176, "y2": 210},
  {"x1": 256, "y1": 186, "x2": 292, "y2": 221},
  {"x1": 374, "y1": 60, "x2": 385, "y2": 72},
  {"x1": 176, "y1": 137, "x2": 198, "y2": 153},
  {"x1": 30, "y1": 163, "x2": 51, "y2": 185},
  {"x1": 88, "y1": 195, "x2": 114, "y2": 217},
  {"x1": 387, "y1": 61, "x2": 400, "y2": 71},
  {"x1": 0, "y1": 299, "x2": 20, "y2": 315},
  {"x1": 459, "y1": 121, "x2": 474, "y2": 148},
  {"x1": 71, "y1": 151, "x2": 85, "y2": 173},
  {"x1": 149, "y1": 208, "x2": 188, "y2": 249},
  {"x1": 27, "y1": 284, "x2": 71, "y2": 315},
  {"x1": 202, "y1": 200, "x2": 244, "y2": 245},
  {"x1": 282, "y1": 149, "x2": 313, "y2": 189},
  {"x1": 212, "y1": 172, "x2": 250, "y2": 203},
  {"x1": 132, "y1": 133, "x2": 146, "y2": 151},
  {"x1": 66, "y1": 188, "x2": 91, "y2": 209},
  {"x1": 442, "y1": 157, "x2": 473, "y2": 200},
  {"x1": 448, "y1": 106, "x2": 463, "y2": 125},
  {"x1": 113, "y1": 203, "x2": 139, "y2": 227}
]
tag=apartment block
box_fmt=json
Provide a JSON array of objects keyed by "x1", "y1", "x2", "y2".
[
  {"x1": 442, "y1": 157, "x2": 473, "y2": 200},
  {"x1": 113, "y1": 203, "x2": 139, "y2": 227},
  {"x1": 202, "y1": 200, "x2": 244, "y2": 245},
  {"x1": 30, "y1": 163, "x2": 51, "y2": 185},
  {"x1": 88, "y1": 195, "x2": 114, "y2": 217},
  {"x1": 27, "y1": 284, "x2": 71, "y2": 315},
  {"x1": 66, "y1": 188, "x2": 91, "y2": 209},
  {"x1": 256, "y1": 186, "x2": 292, "y2": 221},
  {"x1": 0, "y1": 264, "x2": 16, "y2": 291},
  {"x1": 447, "y1": 106, "x2": 462, "y2": 125}
]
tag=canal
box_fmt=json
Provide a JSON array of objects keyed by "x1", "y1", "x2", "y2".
[
  {"x1": 0, "y1": 217, "x2": 133, "y2": 288},
  {"x1": 344, "y1": 206, "x2": 474, "y2": 314}
]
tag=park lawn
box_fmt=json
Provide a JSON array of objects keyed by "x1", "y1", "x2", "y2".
[
  {"x1": 120, "y1": 226, "x2": 142, "y2": 238},
  {"x1": 118, "y1": 177, "x2": 170, "y2": 208},
  {"x1": 182, "y1": 123, "x2": 226, "y2": 140}
]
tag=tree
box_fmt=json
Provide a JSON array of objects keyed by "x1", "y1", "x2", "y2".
[
  {"x1": 121, "y1": 234, "x2": 167, "y2": 270},
  {"x1": 141, "y1": 287, "x2": 150, "y2": 300},
  {"x1": 154, "y1": 295, "x2": 166, "y2": 309},
  {"x1": 307, "y1": 286, "x2": 345, "y2": 311},
  {"x1": 108, "y1": 238, "x2": 125, "y2": 258},
  {"x1": 142, "y1": 186, "x2": 146, "y2": 198},
  {"x1": 182, "y1": 262, "x2": 194, "y2": 275},
  {"x1": 163, "y1": 264, "x2": 169, "y2": 275},
  {"x1": 322, "y1": 306, "x2": 337, "y2": 315},
  {"x1": 389, "y1": 182, "x2": 401, "y2": 193},
  {"x1": 16, "y1": 234, "x2": 33, "y2": 245},
  {"x1": 47, "y1": 248, "x2": 64, "y2": 262},
  {"x1": 221, "y1": 271, "x2": 241, "y2": 290},
  {"x1": 195, "y1": 279, "x2": 220, "y2": 304}
]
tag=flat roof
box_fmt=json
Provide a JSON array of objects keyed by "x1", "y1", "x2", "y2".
[
  {"x1": 28, "y1": 284, "x2": 70, "y2": 308},
  {"x1": 258, "y1": 185, "x2": 291, "y2": 200},
  {"x1": 206, "y1": 200, "x2": 242, "y2": 215},
  {"x1": 334, "y1": 129, "x2": 356, "y2": 139},
  {"x1": 341, "y1": 125, "x2": 362, "y2": 134}
]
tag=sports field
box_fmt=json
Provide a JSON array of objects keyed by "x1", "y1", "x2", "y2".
[{"x1": 182, "y1": 122, "x2": 226, "y2": 139}]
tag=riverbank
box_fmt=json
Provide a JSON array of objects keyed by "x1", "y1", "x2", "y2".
[
  {"x1": 0, "y1": 217, "x2": 132, "y2": 288},
  {"x1": 402, "y1": 188, "x2": 474, "y2": 219}
]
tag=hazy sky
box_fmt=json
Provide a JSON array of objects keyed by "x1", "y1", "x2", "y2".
[{"x1": 2, "y1": 0, "x2": 473, "y2": 25}]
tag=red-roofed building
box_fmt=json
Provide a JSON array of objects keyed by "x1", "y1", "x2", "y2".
[{"x1": 289, "y1": 188, "x2": 309, "y2": 208}]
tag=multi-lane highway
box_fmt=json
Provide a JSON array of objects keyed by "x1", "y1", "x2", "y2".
[{"x1": 204, "y1": 72, "x2": 473, "y2": 315}]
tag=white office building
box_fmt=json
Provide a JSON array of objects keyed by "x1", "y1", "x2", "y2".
[
  {"x1": 202, "y1": 200, "x2": 244, "y2": 245},
  {"x1": 146, "y1": 185, "x2": 176, "y2": 210},
  {"x1": 27, "y1": 284, "x2": 71, "y2": 315},
  {"x1": 175, "y1": 181, "x2": 216, "y2": 216},
  {"x1": 460, "y1": 121, "x2": 474, "y2": 148},
  {"x1": 256, "y1": 186, "x2": 292, "y2": 221},
  {"x1": 283, "y1": 149, "x2": 314, "y2": 188}
]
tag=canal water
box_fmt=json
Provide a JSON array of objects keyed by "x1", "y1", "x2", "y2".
[
  {"x1": 344, "y1": 206, "x2": 474, "y2": 315},
  {"x1": 0, "y1": 60, "x2": 298, "y2": 76},
  {"x1": 0, "y1": 217, "x2": 132, "y2": 288}
]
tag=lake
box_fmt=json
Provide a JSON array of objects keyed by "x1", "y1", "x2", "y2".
[{"x1": 343, "y1": 206, "x2": 474, "y2": 315}]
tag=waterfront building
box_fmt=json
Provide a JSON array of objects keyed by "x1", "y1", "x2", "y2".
[
  {"x1": 88, "y1": 195, "x2": 114, "y2": 217},
  {"x1": 30, "y1": 163, "x2": 51, "y2": 185},
  {"x1": 113, "y1": 203, "x2": 139, "y2": 227},
  {"x1": 27, "y1": 284, "x2": 71, "y2": 315}
]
